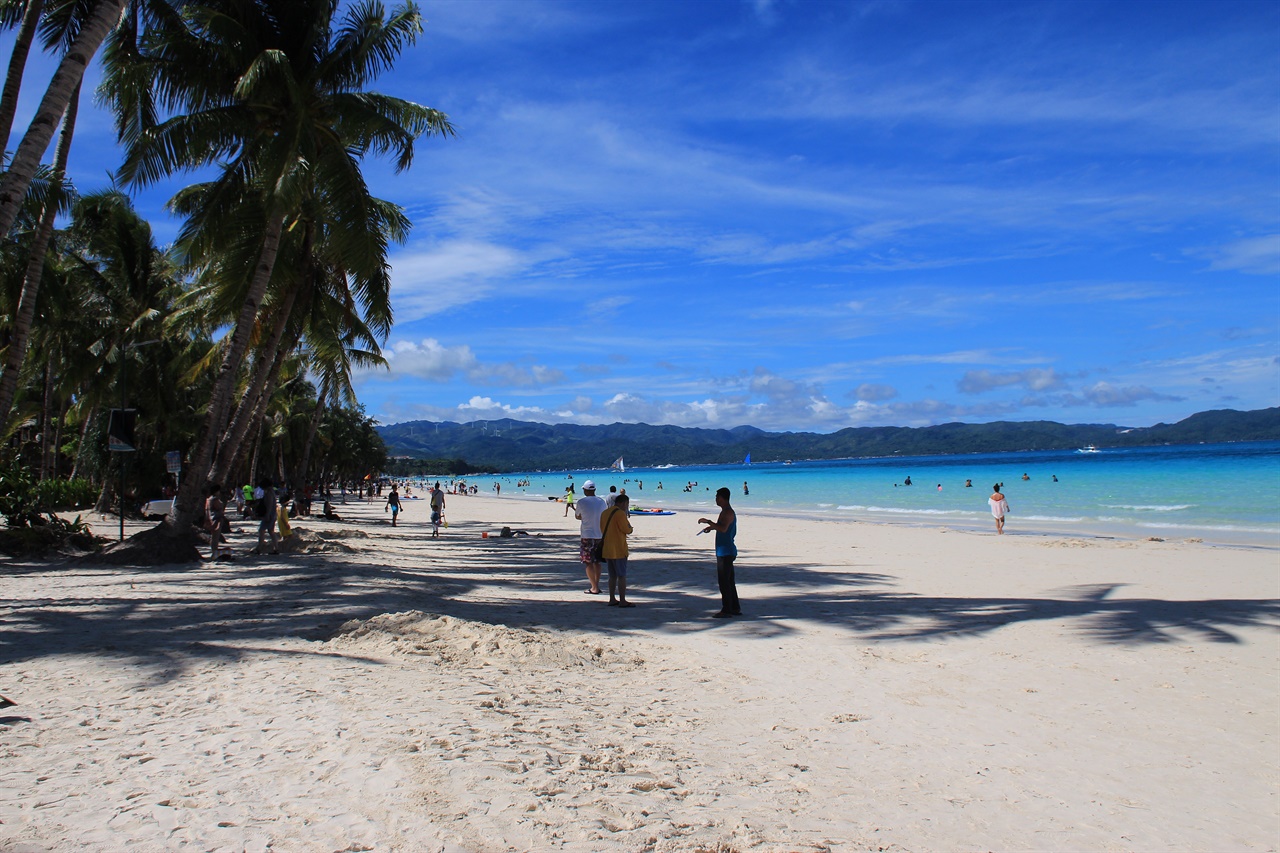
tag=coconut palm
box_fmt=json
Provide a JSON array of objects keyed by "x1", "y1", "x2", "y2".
[
  {"x1": 0, "y1": 0, "x2": 127, "y2": 238},
  {"x1": 0, "y1": 79, "x2": 79, "y2": 427},
  {"x1": 103, "y1": 0, "x2": 451, "y2": 530}
]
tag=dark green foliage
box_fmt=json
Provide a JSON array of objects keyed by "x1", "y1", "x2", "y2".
[
  {"x1": 377, "y1": 408, "x2": 1280, "y2": 471},
  {"x1": 0, "y1": 460, "x2": 100, "y2": 555},
  {"x1": 383, "y1": 457, "x2": 474, "y2": 477}
]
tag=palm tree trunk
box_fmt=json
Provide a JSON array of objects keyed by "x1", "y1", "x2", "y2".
[
  {"x1": 208, "y1": 287, "x2": 299, "y2": 483},
  {"x1": 53, "y1": 394, "x2": 69, "y2": 478},
  {"x1": 69, "y1": 405, "x2": 94, "y2": 480},
  {"x1": 0, "y1": 0, "x2": 123, "y2": 238},
  {"x1": 296, "y1": 381, "x2": 329, "y2": 488},
  {"x1": 0, "y1": 0, "x2": 45, "y2": 154},
  {"x1": 0, "y1": 80, "x2": 80, "y2": 427},
  {"x1": 39, "y1": 359, "x2": 53, "y2": 480},
  {"x1": 248, "y1": 420, "x2": 264, "y2": 488},
  {"x1": 168, "y1": 212, "x2": 286, "y2": 530}
]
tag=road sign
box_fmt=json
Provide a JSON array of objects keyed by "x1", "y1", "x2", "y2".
[{"x1": 165, "y1": 451, "x2": 182, "y2": 474}]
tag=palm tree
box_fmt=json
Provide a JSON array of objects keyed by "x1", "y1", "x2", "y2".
[
  {"x1": 0, "y1": 79, "x2": 79, "y2": 426},
  {"x1": 103, "y1": 0, "x2": 452, "y2": 531},
  {"x1": 0, "y1": 0, "x2": 126, "y2": 238},
  {"x1": 56, "y1": 189, "x2": 192, "y2": 509},
  {"x1": 0, "y1": 0, "x2": 46, "y2": 152}
]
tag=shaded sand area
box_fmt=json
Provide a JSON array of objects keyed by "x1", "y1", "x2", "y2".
[{"x1": 1, "y1": 495, "x2": 1277, "y2": 852}]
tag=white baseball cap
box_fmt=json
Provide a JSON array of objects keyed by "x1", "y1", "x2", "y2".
[{"x1": 582, "y1": 480, "x2": 597, "y2": 491}]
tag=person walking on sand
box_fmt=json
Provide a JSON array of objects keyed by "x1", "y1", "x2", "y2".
[
  {"x1": 699, "y1": 487, "x2": 741, "y2": 618},
  {"x1": 384, "y1": 484, "x2": 402, "y2": 526},
  {"x1": 989, "y1": 484, "x2": 1010, "y2": 535},
  {"x1": 600, "y1": 493, "x2": 635, "y2": 607},
  {"x1": 255, "y1": 476, "x2": 280, "y2": 555},
  {"x1": 563, "y1": 483, "x2": 576, "y2": 517},
  {"x1": 575, "y1": 480, "x2": 607, "y2": 594},
  {"x1": 429, "y1": 481, "x2": 446, "y2": 538},
  {"x1": 205, "y1": 483, "x2": 228, "y2": 561}
]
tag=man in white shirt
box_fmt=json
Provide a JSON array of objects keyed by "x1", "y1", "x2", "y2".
[{"x1": 574, "y1": 480, "x2": 607, "y2": 594}]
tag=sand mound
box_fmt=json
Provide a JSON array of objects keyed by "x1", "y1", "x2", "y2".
[
  {"x1": 277, "y1": 527, "x2": 368, "y2": 554},
  {"x1": 84, "y1": 522, "x2": 202, "y2": 565},
  {"x1": 327, "y1": 610, "x2": 639, "y2": 670}
]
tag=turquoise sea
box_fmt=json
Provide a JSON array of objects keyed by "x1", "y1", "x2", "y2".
[{"x1": 420, "y1": 441, "x2": 1280, "y2": 547}]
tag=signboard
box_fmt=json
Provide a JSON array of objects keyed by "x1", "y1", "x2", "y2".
[
  {"x1": 165, "y1": 451, "x2": 182, "y2": 474},
  {"x1": 107, "y1": 409, "x2": 137, "y2": 452}
]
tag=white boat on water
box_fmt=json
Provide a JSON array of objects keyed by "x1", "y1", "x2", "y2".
[
  {"x1": 1078, "y1": 445, "x2": 1100, "y2": 453},
  {"x1": 611, "y1": 456, "x2": 625, "y2": 472}
]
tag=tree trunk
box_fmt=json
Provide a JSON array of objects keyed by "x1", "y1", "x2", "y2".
[
  {"x1": 0, "y1": 80, "x2": 79, "y2": 426},
  {"x1": 0, "y1": 0, "x2": 45, "y2": 153},
  {"x1": 168, "y1": 212, "x2": 287, "y2": 531},
  {"x1": 94, "y1": 458, "x2": 116, "y2": 514},
  {"x1": 0, "y1": 0, "x2": 123, "y2": 238},
  {"x1": 39, "y1": 358, "x2": 53, "y2": 480},
  {"x1": 295, "y1": 383, "x2": 328, "y2": 489},
  {"x1": 208, "y1": 287, "x2": 299, "y2": 484},
  {"x1": 53, "y1": 393, "x2": 70, "y2": 479},
  {"x1": 248, "y1": 420, "x2": 264, "y2": 489},
  {"x1": 69, "y1": 405, "x2": 95, "y2": 479}
]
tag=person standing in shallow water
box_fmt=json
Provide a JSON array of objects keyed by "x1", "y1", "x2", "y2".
[{"x1": 699, "y1": 487, "x2": 740, "y2": 618}]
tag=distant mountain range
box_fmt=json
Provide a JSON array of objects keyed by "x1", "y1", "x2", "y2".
[{"x1": 377, "y1": 407, "x2": 1280, "y2": 472}]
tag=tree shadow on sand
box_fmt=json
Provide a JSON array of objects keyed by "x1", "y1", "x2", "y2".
[{"x1": 1, "y1": 517, "x2": 1276, "y2": 683}]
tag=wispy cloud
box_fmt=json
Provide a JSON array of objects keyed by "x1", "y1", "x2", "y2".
[{"x1": 1199, "y1": 234, "x2": 1280, "y2": 275}]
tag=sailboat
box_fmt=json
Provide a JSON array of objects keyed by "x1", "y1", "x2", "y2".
[
  {"x1": 744, "y1": 452, "x2": 751, "y2": 465},
  {"x1": 611, "y1": 456, "x2": 625, "y2": 473}
]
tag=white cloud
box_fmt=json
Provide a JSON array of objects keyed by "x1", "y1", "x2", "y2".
[
  {"x1": 372, "y1": 339, "x2": 564, "y2": 387},
  {"x1": 1077, "y1": 381, "x2": 1182, "y2": 407},
  {"x1": 852, "y1": 383, "x2": 898, "y2": 402},
  {"x1": 958, "y1": 368, "x2": 1066, "y2": 394},
  {"x1": 389, "y1": 240, "x2": 529, "y2": 321},
  {"x1": 1202, "y1": 235, "x2": 1280, "y2": 275}
]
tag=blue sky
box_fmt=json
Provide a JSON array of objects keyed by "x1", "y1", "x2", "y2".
[{"x1": 6, "y1": 0, "x2": 1279, "y2": 431}]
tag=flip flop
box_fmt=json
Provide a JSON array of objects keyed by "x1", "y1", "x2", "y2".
[{"x1": 583, "y1": 589, "x2": 601, "y2": 595}]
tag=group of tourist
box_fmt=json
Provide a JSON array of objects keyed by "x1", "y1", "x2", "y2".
[{"x1": 571, "y1": 479, "x2": 741, "y2": 617}]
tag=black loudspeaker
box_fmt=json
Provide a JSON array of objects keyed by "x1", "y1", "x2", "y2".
[{"x1": 107, "y1": 409, "x2": 137, "y2": 452}]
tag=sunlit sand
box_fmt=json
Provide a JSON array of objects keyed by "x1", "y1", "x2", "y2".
[{"x1": 2, "y1": 496, "x2": 1276, "y2": 851}]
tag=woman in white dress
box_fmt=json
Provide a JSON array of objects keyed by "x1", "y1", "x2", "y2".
[{"x1": 989, "y1": 485, "x2": 1009, "y2": 535}]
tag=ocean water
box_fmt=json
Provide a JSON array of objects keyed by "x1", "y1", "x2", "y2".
[{"x1": 416, "y1": 441, "x2": 1280, "y2": 547}]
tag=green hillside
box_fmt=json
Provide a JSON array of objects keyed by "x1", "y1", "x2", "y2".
[{"x1": 377, "y1": 408, "x2": 1280, "y2": 472}]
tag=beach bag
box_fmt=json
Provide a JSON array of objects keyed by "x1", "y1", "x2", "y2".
[
  {"x1": 593, "y1": 507, "x2": 619, "y2": 560},
  {"x1": 254, "y1": 497, "x2": 267, "y2": 519},
  {"x1": 219, "y1": 515, "x2": 232, "y2": 534}
]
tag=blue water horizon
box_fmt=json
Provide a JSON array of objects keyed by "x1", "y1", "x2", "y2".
[{"x1": 427, "y1": 440, "x2": 1280, "y2": 548}]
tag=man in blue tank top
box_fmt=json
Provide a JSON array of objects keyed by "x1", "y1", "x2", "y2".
[{"x1": 698, "y1": 487, "x2": 741, "y2": 618}]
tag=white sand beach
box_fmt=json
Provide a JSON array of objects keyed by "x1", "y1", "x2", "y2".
[{"x1": 1, "y1": 494, "x2": 1276, "y2": 852}]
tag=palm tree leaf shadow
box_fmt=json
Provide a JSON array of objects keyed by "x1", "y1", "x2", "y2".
[{"x1": 835, "y1": 583, "x2": 1280, "y2": 645}]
